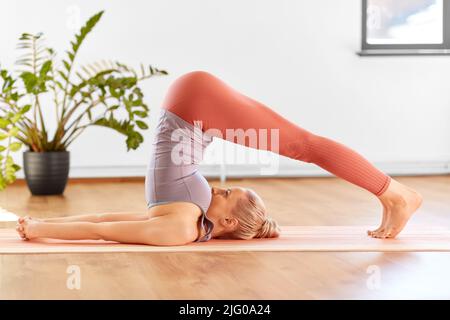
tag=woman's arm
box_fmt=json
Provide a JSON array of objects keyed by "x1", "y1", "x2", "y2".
[
  {"x1": 19, "y1": 212, "x2": 199, "y2": 246},
  {"x1": 22, "y1": 212, "x2": 150, "y2": 223}
]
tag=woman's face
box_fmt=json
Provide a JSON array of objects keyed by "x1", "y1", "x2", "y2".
[{"x1": 206, "y1": 186, "x2": 248, "y2": 221}]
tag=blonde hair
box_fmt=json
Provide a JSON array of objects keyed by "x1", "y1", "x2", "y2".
[{"x1": 227, "y1": 189, "x2": 281, "y2": 240}]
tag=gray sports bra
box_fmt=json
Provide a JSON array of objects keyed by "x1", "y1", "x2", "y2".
[{"x1": 144, "y1": 108, "x2": 215, "y2": 242}]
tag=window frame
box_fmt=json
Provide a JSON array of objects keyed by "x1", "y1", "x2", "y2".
[{"x1": 359, "y1": 0, "x2": 450, "y2": 55}]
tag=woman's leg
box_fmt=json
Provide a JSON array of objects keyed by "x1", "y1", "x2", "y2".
[
  {"x1": 19, "y1": 212, "x2": 150, "y2": 224},
  {"x1": 164, "y1": 71, "x2": 391, "y2": 196},
  {"x1": 162, "y1": 71, "x2": 423, "y2": 238}
]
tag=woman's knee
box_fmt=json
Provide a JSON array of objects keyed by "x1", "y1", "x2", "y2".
[
  {"x1": 283, "y1": 131, "x2": 322, "y2": 163},
  {"x1": 163, "y1": 70, "x2": 214, "y2": 109}
]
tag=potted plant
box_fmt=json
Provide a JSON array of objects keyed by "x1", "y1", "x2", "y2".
[{"x1": 0, "y1": 10, "x2": 167, "y2": 195}]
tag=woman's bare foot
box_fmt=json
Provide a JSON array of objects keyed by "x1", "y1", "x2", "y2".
[
  {"x1": 369, "y1": 178, "x2": 423, "y2": 239},
  {"x1": 16, "y1": 224, "x2": 27, "y2": 240},
  {"x1": 16, "y1": 216, "x2": 42, "y2": 240}
]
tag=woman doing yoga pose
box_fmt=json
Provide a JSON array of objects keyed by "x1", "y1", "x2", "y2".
[{"x1": 16, "y1": 71, "x2": 423, "y2": 245}]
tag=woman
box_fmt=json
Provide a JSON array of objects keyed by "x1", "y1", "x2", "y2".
[{"x1": 16, "y1": 71, "x2": 423, "y2": 245}]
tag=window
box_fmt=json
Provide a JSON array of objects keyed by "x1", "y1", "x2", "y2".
[{"x1": 359, "y1": 0, "x2": 450, "y2": 55}]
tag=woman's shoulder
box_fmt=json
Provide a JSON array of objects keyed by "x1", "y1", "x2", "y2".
[{"x1": 148, "y1": 201, "x2": 207, "y2": 243}]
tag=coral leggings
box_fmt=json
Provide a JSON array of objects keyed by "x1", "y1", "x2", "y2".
[{"x1": 162, "y1": 71, "x2": 391, "y2": 196}]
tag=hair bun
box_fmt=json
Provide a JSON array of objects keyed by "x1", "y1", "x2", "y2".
[{"x1": 255, "y1": 217, "x2": 281, "y2": 238}]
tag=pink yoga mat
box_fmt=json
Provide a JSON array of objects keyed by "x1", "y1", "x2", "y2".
[{"x1": 1, "y1": 226, "x2": 449, "y2": 253}]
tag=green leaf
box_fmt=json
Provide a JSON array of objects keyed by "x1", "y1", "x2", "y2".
[
  {"x1": 126, "y1": 131, "x2": 143, "y2": 151},
  {"x1": 9, "y1": 142, "x2": 22, "y2": 152},
  {"x1": 10, "y1": 113, "x2": 22, "y2": 124},
  {"x1": 55, "y1": 81, "x2": 65, "y2": 90},
  {"x1": 140, "y1": 63, "x2": 145, "y2": 77},
  {"x1": 8, "y1": 127, "x2": 19, "y2": 137},
  {"x1": 19, "y1": 71, "x2": 38, "y2": 93},
  {"x1": 19, "y1": 104, "x2": 31, "y2": 114},
  {"x1": 39, "y1": 60, "x2": 52, "y2": 78},
  {"x1": 57, "y1": 70, "x2": 69, "y2": 82},
  {"x1": 10, "y1": 92, "x2": 20, "y2": 101},
  {"x1": 65, "y1": 11, "x2": 104, "y2": 66},
  {"x1": 109, "y1": 86, "x2": 121, "y2": 98},
  {"x1": 66, "y1": 51, "x2": 75, "y2": 61},
  {"x1": 135, "y1": 120, "x2": 148, "y2": 129},
  {"x1": 0, "y1": 118, "x2": 9, "y2": 129},
  {"x1": 0, "y1": 145, "x2": 6, "y2": 151},
  {"x1": 131, "y1": 98, "x2": 143, "y2": 106},
  {"x1": 108, "y1": 105, "x2": 120, "y2": 111},
  {"x1": 63, "y1": 60, "x2": 71, "y2": 72},
  {"x1": 18, "y1": 33, "x2": 31, "y2": 41},
  {"x1": 0, "y1": 133, "x2": 8, "y2": 140},
  {"x1": 133, "y1": 111, "x2": 147, "y2": 118},
  {"x1": 5, "y1": 156, "x2": 16, "y2": 183}
]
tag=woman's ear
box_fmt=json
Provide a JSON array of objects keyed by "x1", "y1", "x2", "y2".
[{"x1": 224, "y1": 217, "x2": 239, "y2": 230}]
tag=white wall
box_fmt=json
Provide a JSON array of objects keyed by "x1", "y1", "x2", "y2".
[{"x1": 1, "y1": 0, "x2": 449, "y2": 179}]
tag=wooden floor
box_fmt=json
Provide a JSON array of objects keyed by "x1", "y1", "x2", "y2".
[{"x1": 0, "y1": 175, "x2": 449, "y2": 299}]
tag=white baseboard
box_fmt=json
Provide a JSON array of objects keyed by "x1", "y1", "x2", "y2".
[{"x1": 16, "y1": 160, "x2": 450, "y2": 179}]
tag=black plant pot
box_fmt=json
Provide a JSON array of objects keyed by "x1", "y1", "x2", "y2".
[{"x1": 23, "y1": 151, "x2": 70, "y2": 195}]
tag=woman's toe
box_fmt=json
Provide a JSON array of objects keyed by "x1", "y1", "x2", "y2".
[{"x1": 16, "y1": 225, "x2": 26, "y2": 239}]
